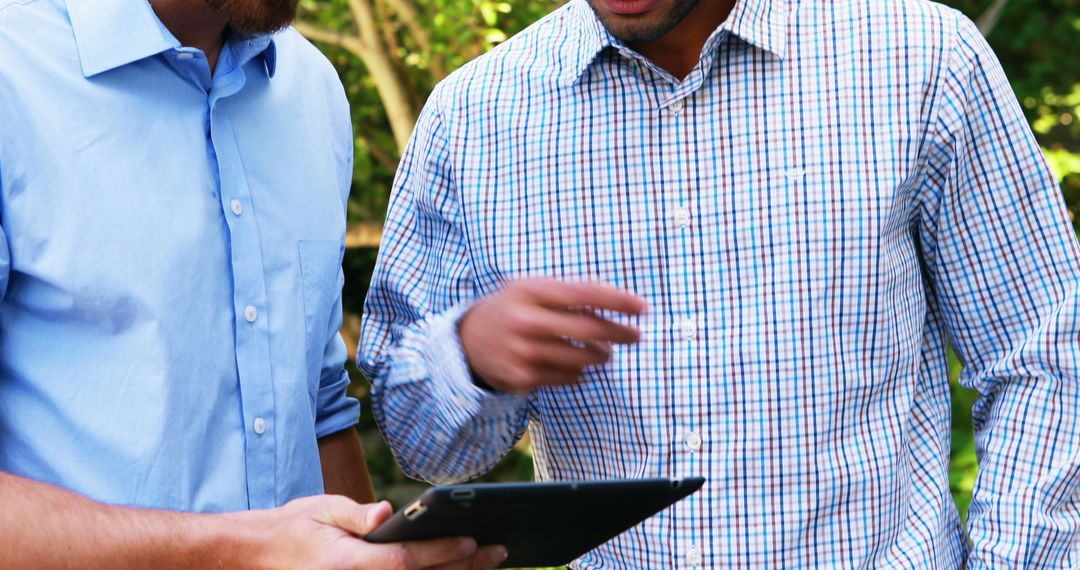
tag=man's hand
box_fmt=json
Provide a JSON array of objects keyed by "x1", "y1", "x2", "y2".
[
  {"x1": 235, "y1": 495, "x2": 508, "y2": 570},
  {"x1": 0, "y1": 472, "x2": 506, "y2": 570},
  {"x1": 459, "y1": 278, "x2": 647, "y2": 393}
]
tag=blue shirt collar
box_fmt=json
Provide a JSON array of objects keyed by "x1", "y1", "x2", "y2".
[
  {"x1": 566, "y1": 0, "x2": 790, "y2": 85},
  {"x1": 65, "y1": 0, "x2": 277, "y2": 78}
]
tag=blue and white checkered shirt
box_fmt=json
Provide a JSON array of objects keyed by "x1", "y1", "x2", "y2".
[{"x1": 359, "y1": 0, "x2": 1080, "y2": 567}]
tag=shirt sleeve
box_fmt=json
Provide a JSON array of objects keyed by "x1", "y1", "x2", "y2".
[
  {"x1": 315, "y1": 85, "x2": 362, "y2": 439},
  {"x1": 918, "y1": 13, "x2": 1080, "y2": 568},
  {"x1": 314, "y1": 276, "x2": 361, "y2": 439},
  {"x1": 358, "y1": 91, "x2": 531, "y2": 485}
]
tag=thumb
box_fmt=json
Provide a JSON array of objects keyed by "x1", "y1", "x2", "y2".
[
  {"x1": 359, "y1": 500, "x2": 394, "y2": 534},
  {"x1": 320, "y1": 497, "x2": 393, "y2": 536}
]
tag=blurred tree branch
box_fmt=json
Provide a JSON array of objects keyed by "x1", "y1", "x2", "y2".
[
  {"x1": 976, "y1": 0, "x2": 1010, "y2": 35},
  {"x1": 296, "y1": 2, "x2": 418, "y2": 152},
  {"x1": 379, "y1": 0, "x2": 446, "y2": 78}
]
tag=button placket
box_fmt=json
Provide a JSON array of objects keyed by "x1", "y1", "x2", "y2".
[{"x1": 209, "y1": 93, "x2": 277, "y2": 509}]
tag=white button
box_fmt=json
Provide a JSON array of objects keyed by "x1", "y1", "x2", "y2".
[
  {"x1": 176, "y1": 52, "x2": 194, "y2": 61},
  {"x1": 680, "y1": 318, "x2": 697, "y2": 340},
  {"x1": 244, "y1": 305, "x2": 258, "y2": 323},
  {"x1": 230, "y1": 199, "x2": 243, "y2": 216},
  {"x1": 674, "y1": 207, "x2": 691, "y2": 228},
  {"x1": 253, "y1": 417, "x2": 267, "y2": 435},
  {"x1": 686, "y1": 545, "x2": 702, "y2": 566},
  {"x1": 685, "y1": 431, "x2": 702, "y2": 451},
  {"x1": 669, "y1": 99, "x2": 685, "y2": 115}
]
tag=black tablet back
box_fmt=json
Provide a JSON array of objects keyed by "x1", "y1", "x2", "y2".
[{"x1": 365, "y1": 477, "x2": 705, "y2": 568}]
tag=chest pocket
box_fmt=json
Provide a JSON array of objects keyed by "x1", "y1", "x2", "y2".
[{"x1": 297, "y1": 239, "x2": 344, "y2": 399}]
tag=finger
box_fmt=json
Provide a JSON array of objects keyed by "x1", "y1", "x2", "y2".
[
  {"x1": 534, "y1": 366, "x2": 588, "y2": 387},
  {"x1": 522, "y1": 280, "x2": 647, "y2": 315},
  {"x1": 359, "y1": 538, "x2": 478, "y2": 570},
  {"x1": 425, "y1": 545, "x2": 509, "y2": 570},
  {"x1": 540, "y1": 311, "x2": 641, "y2": 345},
  {"x1": 524, "y1": 338, "x2": 612, "y2": 369},
  {"x1": 316, "y1": 497, "x2": 392, "y2": 536}
]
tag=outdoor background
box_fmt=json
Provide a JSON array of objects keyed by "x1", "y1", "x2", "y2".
[{"x1": 295, "y1": 0, "x2": 1080, "y2": 539}]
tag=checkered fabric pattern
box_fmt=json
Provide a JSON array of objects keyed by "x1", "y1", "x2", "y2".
[{"x1": 359, "y1": 0, "x2": 1080, "y2": 567}]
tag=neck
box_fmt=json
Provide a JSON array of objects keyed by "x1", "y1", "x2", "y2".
[
  {"x1": 629, "y1": 0, "x2": 736, "y2": 79},
  {"x1": 148, "y1": 0, "x2": 229, "y2": 73}
]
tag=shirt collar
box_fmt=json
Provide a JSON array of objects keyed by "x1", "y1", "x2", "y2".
[
  {"x1": 726, "y1": 0, "x2": 790, "y2": 58},
  {"x1": 65, "y1": 0, "x2": 277, "y2": 78},
  {"x1": 565, "y1": 0, "x2": 790, "y2": 85}
]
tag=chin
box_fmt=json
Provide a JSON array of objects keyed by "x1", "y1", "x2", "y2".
[
  {"x1": 211, "y1": 0, "x2": 299, "y2": 35},
  {"x1": 586, "y1": 0, "x2": 694, "y2": 43}
]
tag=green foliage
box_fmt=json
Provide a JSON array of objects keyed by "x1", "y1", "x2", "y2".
[
  {"x1": 319, "y1": 0, "x2": 1079, "y2": 546},
  {"x1": 298, "y1": 0, "x2": 561, "y2": 223},
  {"x1": 948, "y1": 349, "x2": 979, "y2": 523},
  {"x1": 944, "y1": 0, "x2": 1080, "y2": 230}
]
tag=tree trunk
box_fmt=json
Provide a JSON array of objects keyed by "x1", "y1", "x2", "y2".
[{"x1": 347, "y1": 0, "x2": 417, "y2": 151}]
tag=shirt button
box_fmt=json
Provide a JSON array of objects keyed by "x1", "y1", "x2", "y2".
[
  {"x1": 674, "y1": 207, "x2": 691, "y2": 228},
  {"x1": 244, "y1": 305, "x2": 258, "y2": 323},
  {"x1": 253, "y1": 417, "x2": 267, "y2": 435},
  {"x1": 230, "y1": 199, "x2": 243, "y2": 216},
  {"x1": 176, "y1": 52, "x2": 194, "y2": 61},
  {"x1": 685, "y1": 431, "x2": 702, "y2": 451},
  {"x1": 686, "y1": 545, "x2": 702, "y2": 566},
  {"x1": 680, "y1": 318, "x2": 697, "y2": 340},
  {"x1": 668, "y1": 99, "x2": 685, "y2": 115}
]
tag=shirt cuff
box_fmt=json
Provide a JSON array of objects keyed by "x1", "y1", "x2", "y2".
[
  {"x1": 410, "y1": 302, "x2": 529, "y2": 427},
  {"x1": 315, "y1": 369, "x2": 361, "y2": 439}
]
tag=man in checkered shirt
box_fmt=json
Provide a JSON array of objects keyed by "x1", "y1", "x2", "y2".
[{"x1": 360, "y1": 0, "x2": 1080, "y2": 567}]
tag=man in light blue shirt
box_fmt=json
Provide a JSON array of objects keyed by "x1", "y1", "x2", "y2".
[{"x1": 0, "y1": 0, "x2": 503, "y2": 567}]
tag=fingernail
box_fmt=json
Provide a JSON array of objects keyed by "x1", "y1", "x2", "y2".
[
  {"x1": 489, "y1": 546, "x2": 508, "y2": 564},
  {"x1": 459, "y1": 537, "x2": 478, "y2": 555}
]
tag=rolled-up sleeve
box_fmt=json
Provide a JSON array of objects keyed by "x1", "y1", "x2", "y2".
[{"x1": 314, "y1": 289, "x2": 361, "y2": 438}]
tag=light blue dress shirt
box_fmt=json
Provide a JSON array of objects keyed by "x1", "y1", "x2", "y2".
[{"x1": 0, "y1": 0, "x2": 359, "y2": 512}]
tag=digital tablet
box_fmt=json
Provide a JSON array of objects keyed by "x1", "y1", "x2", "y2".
[{"x1": 364, "y1": 477, "x2": 705, "y2": 568}]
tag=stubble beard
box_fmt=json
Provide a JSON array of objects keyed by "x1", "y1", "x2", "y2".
[
  {"x1": 206, "y1": 0, "x2": 299, "y2": 35},
  {"x1": 587, "y1": 0, "x2": 704, "y2": 43}
]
